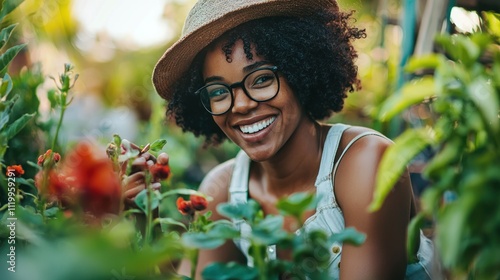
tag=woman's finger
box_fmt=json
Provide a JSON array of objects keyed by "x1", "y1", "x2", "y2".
[{"x1": 157, "y1": 153, "x2": 169, "y2": 165}]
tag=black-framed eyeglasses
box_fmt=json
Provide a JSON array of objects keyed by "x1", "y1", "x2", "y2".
[{"x1": 195, "y1": 66, "x2": 280, "y2": 115}]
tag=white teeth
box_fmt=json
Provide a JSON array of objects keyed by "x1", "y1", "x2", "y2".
[{"x1": 239, "y1": 116, "x2": 276, "y2": 134}]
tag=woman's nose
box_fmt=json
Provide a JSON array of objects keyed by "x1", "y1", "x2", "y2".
[{"x1": 231, "y1": 87, "x2": 259, "y2": 114}]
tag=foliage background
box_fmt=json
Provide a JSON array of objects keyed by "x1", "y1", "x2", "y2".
[{"x1": 1, "y1": 0, "x2": 498, "y2": 279}]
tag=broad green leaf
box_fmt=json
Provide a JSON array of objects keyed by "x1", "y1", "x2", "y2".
[
  {"x1": 0, "y1": 23, "x2": 16, "y2": 49},
  {"x1": 0, "y1": 0, "x2": 23, "y2": 22},
  {"x1": 404, "y1": 54, "x2": 441, "y2": 73},
  {"x1": 468, "y1": 77, "x2": 499, "y2": 133},
  {"x1": 0, "y1": 73, "x2": 13, "y2": 98},
  {"x1": 4, "y1": 112, "x2": 35, "y2": 140},
  {"x1": 202, "y1": 262, "x2": 259, "y2": 280},
  {"x1": 328, "y1": 227, "x2": 366, "y2": 245},
  {"x1": 0, "y1": 43, "x2": 26, "y2": 73},
  {"x1": 217, "y1": 199, "x2": 260, "y2": 221},
  {"x1": 369, "y1": 127, "x2": 436, "y2": 211},
  {"x1": 276, "y1": 191, "x2": 316, "y2": 220},
  {"x1": 133, "y1": 189, "x2": 160, "y2": 214},
  {"x1": 252, "y1": 215, "x2": 287, "y2": 245},
  {"x1": 150, "y1": 139, "x2": 167, "y2": 152},
  {"x1": 378, "y1": 77, "x2": 436, "y2": 122},
  {"x1": 181, "y1": 224, "x2": 239, "y2": 249}
]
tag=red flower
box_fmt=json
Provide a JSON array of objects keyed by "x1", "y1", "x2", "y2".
[
  {"x1": 190, "y1": 194, "x2": 208, "y2": 211},
  {"x1": 37, "y1": 149, "x2": 61, "y2": 166},
  {"x1": 34, "y1": 170, "x2": 72, "y2": 203},
  {"x1": 149, "y1": 163, "x2": 171, "y2": 180},
  {"x1": 36, "y1": 142, "x2": 121, "y2": 219},
  {"x1": 176, "y1": 197, "x2": 194, "y2": 216},
  {"x1": 66, "y1": 142, "x2": 121, "y2": 218},
  {"x1": 6, "y1": 165, "x2": 24, "y2": 177}
]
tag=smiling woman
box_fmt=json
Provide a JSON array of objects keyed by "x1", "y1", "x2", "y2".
[{"x1": 125, "y1": 0, "x2": 435, "y2": 279}]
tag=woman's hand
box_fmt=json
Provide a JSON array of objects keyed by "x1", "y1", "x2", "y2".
[{"x1": 120, "y1": 140, "x2": 169, "y2": 207}]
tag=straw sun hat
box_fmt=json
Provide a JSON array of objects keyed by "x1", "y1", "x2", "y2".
[{"x1": 152, "y1": 0, "x2": 339, "y2": 101}]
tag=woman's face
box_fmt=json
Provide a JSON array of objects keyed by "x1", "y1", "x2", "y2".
[{"x1": 202, "y1": 40, "x2": 307, "y2": 162}]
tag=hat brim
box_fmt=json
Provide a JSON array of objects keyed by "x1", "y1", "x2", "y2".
[{"x1": 152, "y1": 0, "x2": 338, "y2": 101}]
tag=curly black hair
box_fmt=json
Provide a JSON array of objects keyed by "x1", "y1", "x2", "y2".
[{"x1": 167, "y1": 9, "x2": 366, "y2": 145}]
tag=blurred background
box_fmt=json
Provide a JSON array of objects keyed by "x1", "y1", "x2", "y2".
[{"x1": 3, "y1": 0, "x2": 498, "y2": 189}]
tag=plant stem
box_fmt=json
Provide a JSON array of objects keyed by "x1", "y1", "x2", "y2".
[
  {"x1": 144, "y1": 172, "x2": 153, "y2": 245},
  {"x1": 190, "y1": 249, "x2": 199, "y2": 280},
  {"x1": 51, "y1": 105, "x2": 66, "y2": 151},
  {"x1": 253, "y1": 244, "x2": 267, "y2": 280}
]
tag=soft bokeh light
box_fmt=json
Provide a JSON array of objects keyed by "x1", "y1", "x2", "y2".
[
  {"x1": 450, "y1": 7, "x2": 481, "y2": 33},
  {"x1": 71, "y1": 0, "x2": 174, "y2": 49}
]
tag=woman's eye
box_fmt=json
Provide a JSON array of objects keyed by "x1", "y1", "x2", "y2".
[
  {"x1": 208, "y1": 87, "x2": 230, "y2": 100},
  {"x1": 252, "y1": 74, "x2": 274, "y2": 87}
]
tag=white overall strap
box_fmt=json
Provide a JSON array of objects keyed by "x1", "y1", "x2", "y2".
[
  {"x1": 331, "y1": 131, "x2": 391, "y2": 184},
  {"x1": 228, "y1": 150, "x2": 250, "y2": 204},
  {"x1": 314, "y1": 124, "x2": 351, "y2": 208}
]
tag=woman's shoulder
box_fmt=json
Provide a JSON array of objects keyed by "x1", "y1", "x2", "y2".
[
  {"x1": 338, "y1": 125, "x2": 392, "y2": 157},
  {"x1": 198, "y1": 158, "x2": 236, "y2": 204}
]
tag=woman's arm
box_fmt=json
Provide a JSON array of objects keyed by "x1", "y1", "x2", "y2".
[
  {"x1": 335, "y1": 132, "x2": 412, "y2": 280},
  {"x1": 177, "y1": 159, "x2": 247, "y2": 278}
]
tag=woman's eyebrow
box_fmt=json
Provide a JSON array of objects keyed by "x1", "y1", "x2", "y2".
[
  {"x1": 204, "y1": 76, "x2": 223, "y2": 84},
  {"x1": 243, "y1": 60, "x2": 271, "y2": 73},
  {"x1": 203, "y1": 61, "x2": 272, "y2": 84}
]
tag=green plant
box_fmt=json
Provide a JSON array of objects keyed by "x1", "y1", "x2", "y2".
[
  {"x1": 184, "y1": 192, "x2": 365, "y2": 280},
  {"x1": 372, "y1": 32, "x2": 500, "y2": 278}
]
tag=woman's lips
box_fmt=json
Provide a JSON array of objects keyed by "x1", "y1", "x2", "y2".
[{"x1": 239, "y1": 116, "x2": 276, "y2": 134}]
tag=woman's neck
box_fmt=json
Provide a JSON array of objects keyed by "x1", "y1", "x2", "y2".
[{"x1": 253, "y1": 119, "x2": 329, "y2": 197}]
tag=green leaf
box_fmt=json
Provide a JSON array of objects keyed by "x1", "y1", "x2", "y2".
[
  {"x1": 182, "y1": 223, "x2": 239, "y2": 249},
  {"x1": 404, "y1": 53, "x2": 441, "y2": 73},
  {"x1": 0, "y1": 43, "x2": 27, "y2": 73},
  {"x1": 436, "y1": 195, "x2": 476, "y2": 268},
  {"x1": 3, "y1": 112, "x2": 35, "y2": 140},
  {"x1": 0, "y1": 0, "x2": 24, "y2": 22},
  {"x1": 252, "y1": 215, "x2": 287, "y2": 245},
  {"x1": 468, "y1": 76, "x2": 500, "y2": 133},
  {"x1": 217, "y1": 199, "x2": 260, "y2": 221},
  {"x1": 133, "y1": 189, "x2": 160, "y2": 214},
  {"x1": 202, "y1": 262, "x2": 259, "y2": 280},
  {"x1": 0, "y1": 23, "x2": 16, "y2": 49},
  {"x1": 378, "y1": 77, "x2": 436, "y2": 122},
  {"x1": 0, "y1": 73, "x2": 13, "y2": 99},
  {"x1": 155, "y1": 217, "x2": 187, "y2": 231},
  {"x1": 435, "y1": 34, "x2": 480, "y2": 67},
  {"x1": 181, "y1": 233, "x2": 216, "y2": 249},
  {"x1": 407, "y1": 213, "x2": 425, "y2": 263},
  {"x1": 47, "y1": 89, "x2": 59, "y2": 109},
  {"x1": 276, "y1": 191, "x2": 316, "y2": 220},
  {"x1": 328, "y1": 227, "x2": 366, "y2": 245},
  {"x1": 470, "y1": 33, "x2": 492, "y2": 54},
  {"x1": 150, "y1": 139, "x2": 167, "y2": 152},
  {"x1": 0, "y1": 94, "x2": 17, "y2": 130},
  {"x1": 369, "y1": 127, "x2": 436, "y2": 211},
  {"x1": 160, "y1": 188, "x2": 207, "y2": 200}
]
